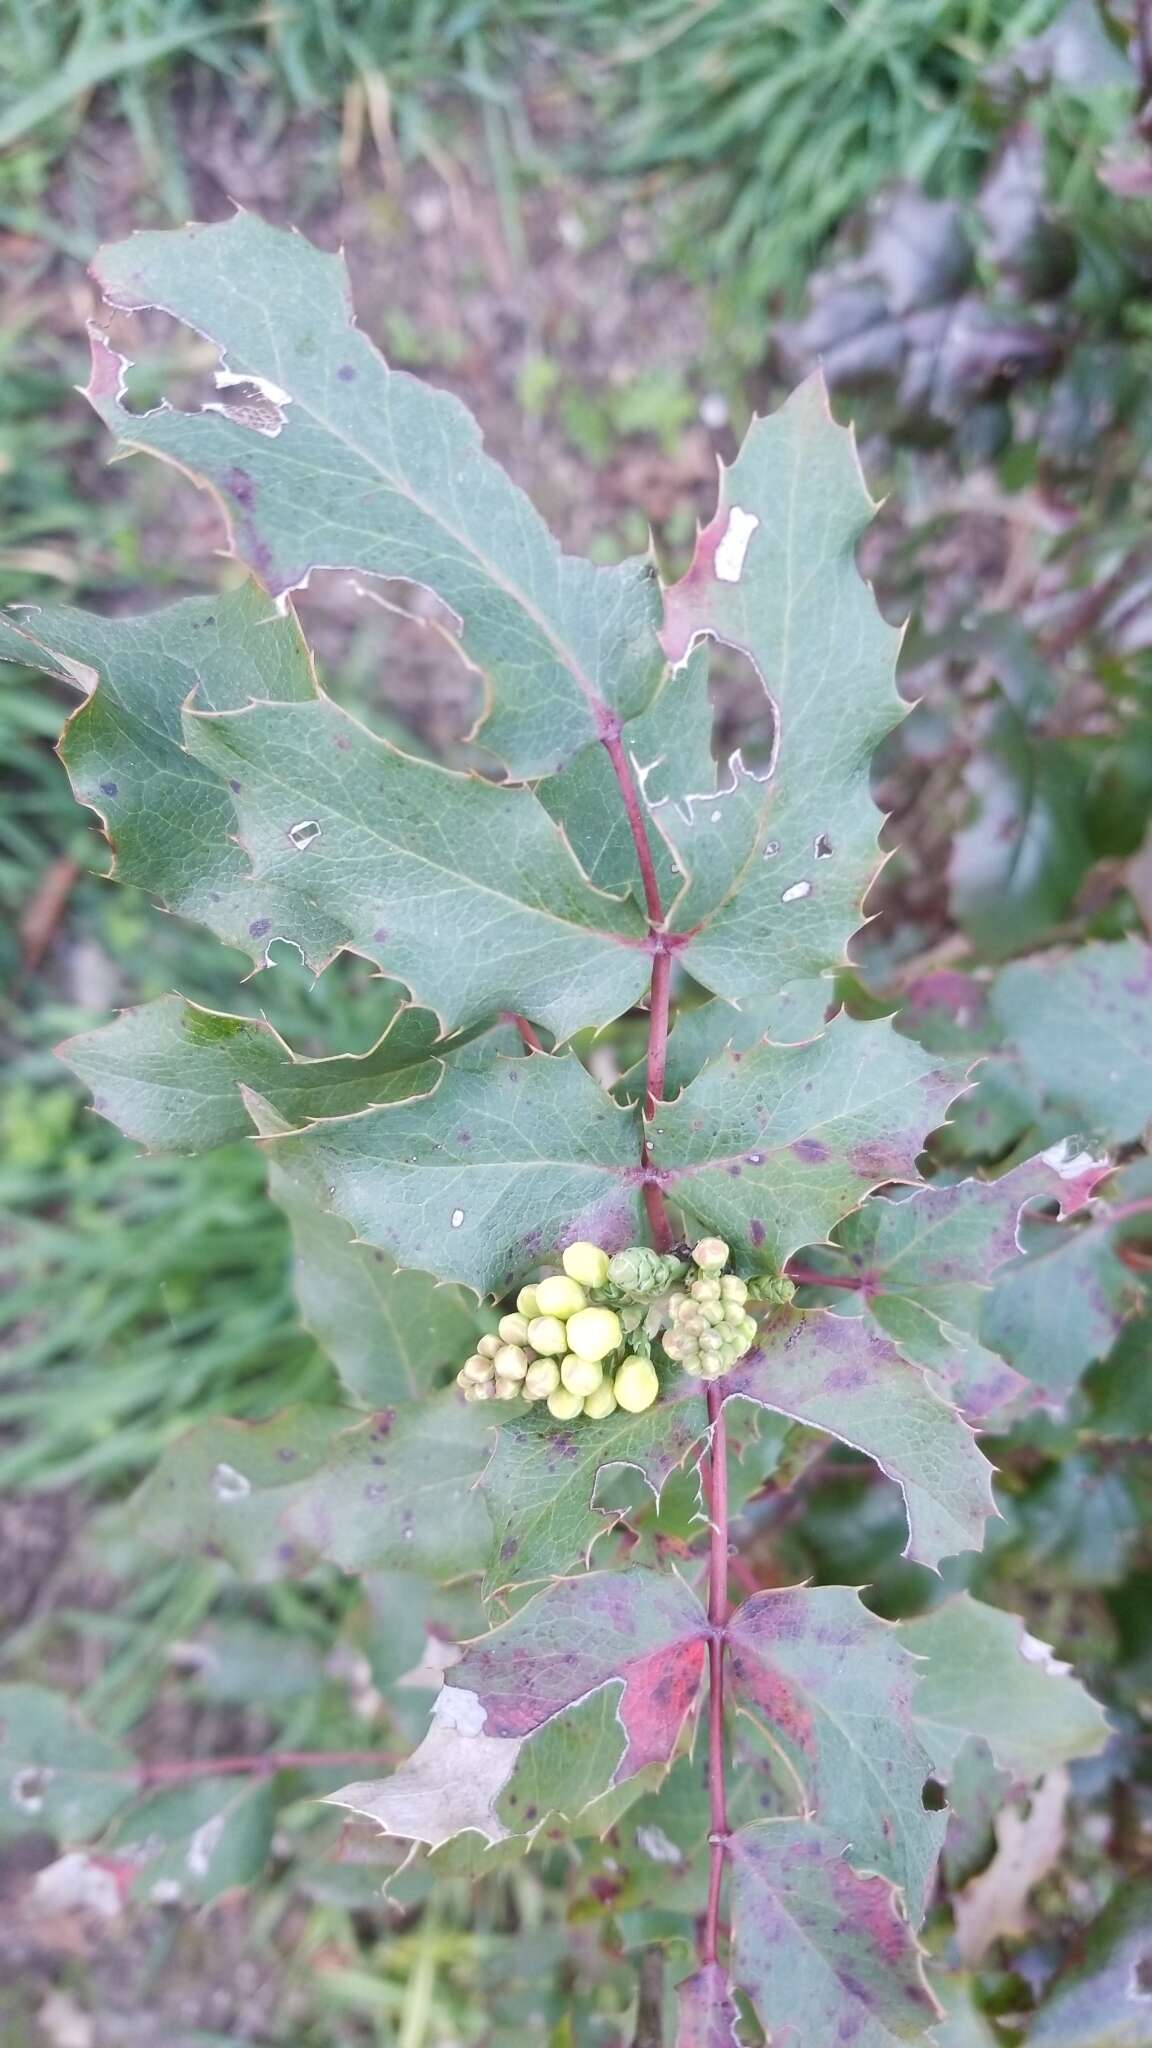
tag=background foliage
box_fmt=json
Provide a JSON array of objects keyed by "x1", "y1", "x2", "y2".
[{"x1": 3, "y1": 2, "x2": 1152, "y2": 2043}]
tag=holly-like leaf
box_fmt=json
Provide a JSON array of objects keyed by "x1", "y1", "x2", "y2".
[
  {"x1": 675, "y1": 1965, "x2": 741, "y2": 2047},
  {"x1": 268, "y1": 1166, "x2": 480, "y2": 1405},
  {"x1": 269, "y1": 1049, "x2": 644, "y2": 1295},
  {"x1": 60, "y1": 994, "x2": 447, "y2": 1153},
  {"x1": 659, "y1": 376, "x2": 905, "y2": 1034},
  {"x1": 131, "y1": 1401, "x2": 493, "y2": 1582},
  {"x1": 0, "y1": 582, "x2": 316, "y2": 958},
  {"x1": 796, "y1": 1160, "x2": 1074, "y2": 1416},
  {"x1": 991, "y1": 937, "x2": 1152, "y2": 1147},
  {"x1": 88, "y1": 211, "x2": 664, "y2": 781},
  {"x1": 479, "y1": 1399, "x2": 708, "y2": 1595},
  {"x1": 329, "y1": 1570, "x2": 707, "y2": 1850},
  {"x1": 183, "y1": 693, "x2": 649, "y2": 1039},
  {"x1": 949, "y1": 705, "x2": 1092, "y2": 959},
  {"x1": 895, "y1": 1594, "x2": 1109, "y2": 1781},
  {"x1": 727, "y1": 1585, "x2": 943, "y2": 1914},
  {"x1": 729, "y1": 1821, "x2": 938, "y2": 2046},
  {"x1": 1028, "y1": 1879, "x2": 1152, "y2": 2046},
  {"x1": 0, "y1": 1685, "x2": 134, "y2": 1842},
  {"x1": 725, "y1": 1313, "x2": 996, "y2": 1569},
  {"x1": 978, "y1": 1161, "x2": 1152, "y2": 1395},
  {"x1": 649, "y1": 1018, "x2": 962, "y2": 1268}
]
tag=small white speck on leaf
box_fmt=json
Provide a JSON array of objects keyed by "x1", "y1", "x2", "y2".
[
  {"x1": 12, "y1": 1767, "x2": 51, "y2": 1813},
  {"x1": 636, "y1": 1823, "x2": 685, "y2": 1866},
  {"x1": 186, "y1": 1813, "x2": 227, "y2": 1879},
  {"x1": 763, "y1": 839, "x2": 780, "y2": 858},
  {"x1": 450, "y1": 1208, "x2": 465, "y2": 1228},
  {"x1": 288, "y1": 819, "x2": 322, "y2": 850},
  {"x1": 211, "y1": 1461, "x2": 251, "y2": 1502},
  {"x1": 710, "y1": 808, "x2": 722, "y2": 823},
  {"x1": 781, "y1": 880, "x2": 812, "y2": 903},
  {"x1": 714, "y1": 506, "x2": 760, "y2": 583}
]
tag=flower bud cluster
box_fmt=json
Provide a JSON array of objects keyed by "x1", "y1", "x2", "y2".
[
  {"x1": 455, "y1": 1235, "x2": 766, "y2": 1423},
  {"x1": 661, "y1": 1237, "x2": 759, "y2": 1381}
]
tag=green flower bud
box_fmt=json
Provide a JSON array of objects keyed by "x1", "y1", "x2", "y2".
[
  {"x1": 535, "y1": 1274, "x2": 587, "y2": 1319},
  {"x1": 527, "y1": 1314, "x2": 569, "y2": 1356},
  {"x1": 583, "y1": 1379, "x2": 618, "y2": 1420},
  {"x1": 613, "y1": 1356, "x2": 659, "y2": 1413},
  {"x1": 721, "y1": 1275, "x2": 748, "y2": 1303},
  {"x1": 607, "y1": 1247, "x2": 683, "y2": 1297},
  {"x1": 517, "y1": 1284, "x2": 541, "y2": 1319},
  {"x1": 498, "y1": 1312, "x2": 531, "y2": 1345},
  {"x1": 565, "y1": 1306, "x2": 623, "y2": 1362},
  {"x1": 477, "y1": 1333, "x2": 501, "y2": 1360},
  {"x1": 562, "y1": 1242, "x2": 610, "y2": 1289},
  {"x1": 692, "y1": 1238, "x2": 730, "y2": 1274},
  {"x1": 560, "y1": 1353, "x2": 604, "y2": 1397},
  {"x1": 748, "y1": 1274, "x2": 796, "y2": 1307},
  {"x1": 524, "y1": 1357, "x2": 561, "y2": 1400},
  {"x1": 547, "y1": 1386, "x2": 585, "y2": 1421},
  {"x1": 494, "y1": 1343, "x2": 529, "y2": 1382},
  {"x1": 692, "y1": 1277, "x2": 722, "y2": 1303}
]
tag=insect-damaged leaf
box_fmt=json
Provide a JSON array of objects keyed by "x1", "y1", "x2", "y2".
[
  {"x1": 329, "y1": 1570, "x2": 707, "y2": 1851},
  {"x1": 0, "y1": 1685, "x2": 135, "y2": 1843},
  {"x1": 182, "y1": 692, "x2": 650, "y2": 1039},
  {"x1": 727, "y1": 1585, "x2": 944, "y2": 1915},
  {"x1": 131, "y1": 1402, "x2": 493, "y2": 1582},
  {"x1": 649, "y1": 1018, "x2": 962, "y2": 1271},
  {"x1": 729, "y1": 1821, "x2": 938, "y2": 2047},
  {"x1": 268, "y1": 1050, "x2": 645, "y2": 1295},
  {"x1": 659, "y1": 375, "x2": 905, "y2": 1034},
  {"x1": 724, "y1": 1312, "x2": 996, "y2": 1569},
  {"x1": 896, "y1": 1595, "x2": 1109, "y2": 1782},
  {"x1": 88, "y1": 210, "x2": 664, "y2": 781},
  {"x1": 0, "y1": 582, "x2": 315, "y2": 959}
]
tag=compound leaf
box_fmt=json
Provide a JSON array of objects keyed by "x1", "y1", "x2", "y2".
[
  {"x1": 896, "y1": 1594, "x2": 1109, "y2": 1781},
  {"x1": 183, "y1": 692, "x2": 649, "y2": 1039},
  {"x1": 991, "y1": 937, "x2": 1152, "y2": 1147},
  {"x1": 727, "y1": 1585, "x2": 943, "y2": 1914},
  {"x1": 89, "y1": 210, "x2": 664, "y2": 780},
  {"x1": 729, "y1": 1821, "x2": 938, "y2": 2046},
  {"x1": 649, "y1": 1019, "x2": 962, "y2": 1270},
  {"x1": 330, "y1": 1569, "x2": 707, "y2": 1850},
  {"x1": 725, "y1": 1312, "x2": 996, "y2": 1569},
  {"x1": 659, "y1": 376, "x2": 904, "y2": 1033}
]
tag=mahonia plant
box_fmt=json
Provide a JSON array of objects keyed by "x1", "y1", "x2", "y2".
[{"x1": 5, "y1": 212, "x2": 1143, "y2": 2040}]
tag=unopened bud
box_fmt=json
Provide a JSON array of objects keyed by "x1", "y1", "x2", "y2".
[
  {"x1": 477, "y1": 1333, "x2": 501, "y2": 1359},
  {"x1": 524, "y1": 1357, "x2": 560, "y2": 1400},
  {"x1": 583, "y1": 1380, "x2": 618, "y2": 1419},
  {"x1": 495, "y1": 1377, "x2": 521, "y2": 1401},
  {"x1": 565, "y1": 1306, "x2": 623, "y2": 1362},
  {"x1": 560, "y1": 1353, "x2": 604, "y2": 1398},
  {"x1": 494, "y1": 1343, "x2": 529, "y2": 1382},
  {"x1": 535, "y1": 1274, "x2": 587, "y2": 1319},
  {"x1": 613, "y1": 1356, "x2": 659, "y2": 1413},
  {"x1": 460, "y1": 1353, "x2": 494, "y2": 1384},
  {"x1": 527, "y1": 1314, "x2": 568, "y2": 1356},
  {"x1": 607, "y1": 1246, "x2": 683, "y2": 1297},
  {"x1": 692, "y1": 1238, "x2": 730, "y2": 1274},
  {"x1": 562, "y1": 1241, "x2": 610, "y2": 1289},
  {"x1": 498, "y1": 1312, "x2": 531, "y2": 1345},
  {"x1": 517, "y1": 1284, "x2": 541, "y2": 1319},
  {"x1": 547, "y1": 1386, "x2": 584, "y2": 1421}
]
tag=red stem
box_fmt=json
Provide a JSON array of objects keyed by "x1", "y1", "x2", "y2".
[
  {"x1": 785, "y1": 1262, "x2": 863, "y2": 1292},
  {"x1": 129, "y1": 1747, "x2": 396, "y2": 1786},
  {"x1": 502, "y1": 1009, "x2": 544, "y2": 1054},
  {"x1": 600, "y1": 715, "x2": 729, "y2": 1969}
]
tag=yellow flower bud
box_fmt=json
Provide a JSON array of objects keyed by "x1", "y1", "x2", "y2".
[
  {"x1": 477, "y1": 1333, "x2": 501, "y2": 1359},
  {"x1": 560, "y1": 1353, "x2": 604, "y2": 1397},
  {"x1": 582, "y1": 1379, "x2": 618, "y2": 1419},
  {"x1": 495, "y1": 1377, "x2": 521, "y2": 1401},
  {"x1": 498, "y1": 1312, "x2": 531, "y2": 1345},
  {"x1": 547, "y1": 1386, "x2": 585, "y2": 1420},
  {"x1": 516, "y1": 1284, "x2": 541, "y2": 1319},
  {"x1": 562, "y1": 1241, "x2": 610, "y2": 1289},
  {"x1": 460, "y1": 1353, "x2": 494, "y2": 1384},
  {"x1": 524, "y1": 1357, "x2": 561, "y2": 1400},
  {"x1": 527, "y1": 1314, "x2": 569, "y2": 1356},
  {"x1": 535, "y1": 1274, "x2": 587, "y2": 1319},
  {"x1": 565, "y1": 1306, "x2": 622, "y2": 1362},
  {"x1": 494, "y1": 1343, "x2": 529, "y2": 1381},
  {"x1": 613, "y1": 1356, "x2": 659, "y2": 1413}
]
